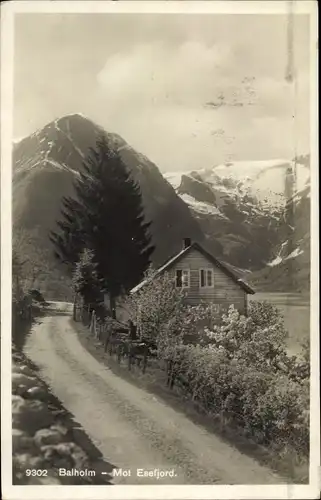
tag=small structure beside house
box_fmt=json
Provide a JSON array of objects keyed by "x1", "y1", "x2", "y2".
[{"x1": 129, "y1": 238, "x2": 255, "y2": 316}]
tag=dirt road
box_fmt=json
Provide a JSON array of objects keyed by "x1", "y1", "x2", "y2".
[{"x1": 24, "y1": 302, "x2": 284, "y2": 485}]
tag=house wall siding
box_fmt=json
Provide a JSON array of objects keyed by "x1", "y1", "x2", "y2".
[{"x1": 168, "y1": 247, "x2": 246, "y2": 313}]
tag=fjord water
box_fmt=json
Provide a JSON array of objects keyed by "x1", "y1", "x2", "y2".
[{"x1": 249, "y1": 293, "x2": 310, "y2": 356}]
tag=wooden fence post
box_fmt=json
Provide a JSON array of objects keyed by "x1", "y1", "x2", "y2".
[
  {"x1": 170, "y1": 370, "x2": 176, "y2": 389},
  {"x1": 73, "y1": 295, "x2": 77, "y2": 321},
  {"x1": 166, "y1": 360, "x2": 175, "y2": 389},
  {"x1": 90, "y1": 310, "x2": 96, "y2": 335},
  {"x1": 128, "y1": 346, "x2": 132, "y2": 371},
  {"x1": 117, "y1": 344, "x2": 122, "y2": 364},
  {"x1": 142, "y1": 345, "x2": 148, "y2": 374},
  {"x1": 94, "y1": 314, "x2": 99, "y2": 339},
  {"x1": 104, "y1": 330, "x2": 111, "y2": 352},
  {"x1": 94, "y1": 314, "x2": 98, "y2": 338},
  {"x1": 166, "y1": 360, "x2": 171, "y2": 387}
]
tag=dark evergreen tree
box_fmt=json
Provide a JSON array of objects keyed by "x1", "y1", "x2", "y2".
[
  {"x1": 50, "y1": 135, "x2": 154, "y2": 311},
  {"x1": 50, "y1": 196, "x2": 86, "y2": 273}
]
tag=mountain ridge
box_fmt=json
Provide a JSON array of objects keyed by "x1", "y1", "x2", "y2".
[
  {"x1": 13, "y1": 114, "x2": 310, "y2": 297},
  {"x1": 13, "y1": 114, "x2": 206, "y2": 298},
  {"x1": 164, "y1": 157, "x2": 310, "y2": 291}
]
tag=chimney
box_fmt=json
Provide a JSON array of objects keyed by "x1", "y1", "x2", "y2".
[{"x1": 183, "y1": 238, "x2": 192, "y2": 249}]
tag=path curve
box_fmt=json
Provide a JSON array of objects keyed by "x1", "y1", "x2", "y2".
[{"x1": 24, "y1": 302, "x2": 284, "y2": 485}]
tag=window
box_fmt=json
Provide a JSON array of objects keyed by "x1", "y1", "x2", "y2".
[
  {"x1": 199, "y1": 268, "x2": 214, "y2": 288},
  {"x1": 175, "y1": 269, "x2": 190, "y2": 288}
]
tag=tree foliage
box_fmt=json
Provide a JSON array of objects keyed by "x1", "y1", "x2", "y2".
[
  {"x1": 127, "y1": 269, "x2": 309, "y2": 457},
  {"x1": 127, "y1": 267, "x2": 220, "y2": 358},
  {"x1": 174, "y1": 304, "x2": 309, "y2": 455},
  {"x1": 72, "y1": 248, "x2": 102, "y2": 308},
  {"x1": 13, "y1": 228, "x2": 51, "y2": 292},
  {"x1": 12, "y1": 245, "x2": 34, "y2": 349},
  {"x1": 50, "y1": 135, "x2": 155, "y2": 301},
  {"x1": 127, "y1": 268, "x2": 184, "y2": 337},
  {"x1": 12, "y1": 249, "x2": 25, "y2": 304}
]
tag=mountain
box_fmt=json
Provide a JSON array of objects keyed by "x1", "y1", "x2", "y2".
[
  {"x1": 13, "y1": 113, "x2": 310, "y2": 296},
  {"x1": 165, "y1": 157, "x2": 310, "y2": 291},
  {"x1": 13, "y1": 113, "x2": 206, "y2": 298},
  {"x1": 250, "y1": 178, "x2": 310, "y2": 292}
]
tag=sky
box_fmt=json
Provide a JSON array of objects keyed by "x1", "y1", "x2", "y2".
[{"x1": 14, "y1": 13, "x2": 311, "y2": 173}]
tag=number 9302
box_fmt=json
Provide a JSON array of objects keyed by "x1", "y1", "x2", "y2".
[{"x1": 25, "y1": 469, "x2": 48, "y2": 477}]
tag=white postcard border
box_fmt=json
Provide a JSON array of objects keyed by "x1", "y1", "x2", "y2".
[{"x1": 1, "y1": 2, "x2": 319, "y2": 499}]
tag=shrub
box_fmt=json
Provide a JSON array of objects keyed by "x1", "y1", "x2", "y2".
[
  {"x1": 72, "y1": 248, "x2": 102, "y2": 310},
  {"x1": 127, "y1": 268, "x2": 185, "y2": 339},
  {"x1": 127, "y1": 268, "x2": 219, "y2": 359},
  {"x1": 28, "y1": 289, "x2": 46, "y2": 304},
  {"x1": 170, "y1": 303, "x2": 309, "y2": 457},
  {"x1": 128, "y1": 275, "x2": 309, "y2": 458}
]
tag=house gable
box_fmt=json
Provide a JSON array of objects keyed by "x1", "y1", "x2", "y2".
[
  {"x1": 168, "y1": 246, "x2": 247, "y2": 310},
  {"x1": 130, "y1": 241, "x2": 255, "y2": 313}
]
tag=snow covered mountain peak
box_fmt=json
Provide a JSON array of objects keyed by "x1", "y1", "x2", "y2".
[
  {"x1": 164, "y1": 158, "x2": 310, "y2": 210},
  {"x1": 162, "y1": 156, "x2": 310, "y2": 280}
]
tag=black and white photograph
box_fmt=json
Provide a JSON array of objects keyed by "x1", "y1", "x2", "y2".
[{"x1": 1, "y1": 1, "x2": 319, "y2": 499}]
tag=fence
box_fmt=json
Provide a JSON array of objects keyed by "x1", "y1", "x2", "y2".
[
  {"x1": 74, "y1": 306, "x2": 249, "y2": 435},
  {"x1": 74, "y1": 306, "x2": 157, "y2": 374},
  {"x1": 75, "y1": 306, "x2": 199, "y2": 389},
  {"x1": 75, "y1": 305, "x2": 209, "y2": 393}
]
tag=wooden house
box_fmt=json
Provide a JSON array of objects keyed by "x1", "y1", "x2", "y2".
[
  {"x1": 131, "y1": 238, "x2": 255, "y2": 314},
  {"x1": 119, "y1": 238, "x2": 255, "y2": 321}
]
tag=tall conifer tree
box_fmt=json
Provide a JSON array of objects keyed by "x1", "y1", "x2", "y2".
[{"x1": 50, "y1": 135, "x2": 154, "y2": 310}]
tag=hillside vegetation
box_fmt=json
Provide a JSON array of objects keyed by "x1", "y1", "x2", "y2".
[{"x1": 13, "y1": 113, "x2": 310, "y2": 297}]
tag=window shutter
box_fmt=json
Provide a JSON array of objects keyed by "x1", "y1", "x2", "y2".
[
  {"x1": 176, "y1": 270, "x2": 182, "y2": 287},
  {"x1": 200, "y1": 269, "x2": 205, "y2": 287}
]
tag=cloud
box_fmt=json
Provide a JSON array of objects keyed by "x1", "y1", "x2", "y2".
[
  {"x1": 95, "y1": 38, "x2": 309, "y2": 171},
  {"x1": 97, "y1": 41, "x2": 233, "y2": 107},
  {"x1": 14, "y1": 13, "x2": 310, "y2": 172}
]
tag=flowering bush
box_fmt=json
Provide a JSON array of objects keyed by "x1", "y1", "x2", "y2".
[
  {"x1": 127, "y1": 268, "x2": 185, "y2": 339},
  {"x1": 171, "y1": 303, "x2": 309, "y2": 456},
  {"x1": 127, "y1": 272, "x2": 309, "y2": 457},
  {"x1": 127, "y1": 268, "x2": 218, "y2": 358}
]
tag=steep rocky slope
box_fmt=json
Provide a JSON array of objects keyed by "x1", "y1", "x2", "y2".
[
  {"x1": 13, "y1": 113, "x2": 310, "y2": 294},
  {"x1": 165, "y1": 157, "x2": 310, "y2": 291},
  {"x1": 13, "y1": 114, "x2": 205, "y2": 298},
  {"x1": 250, "y1": 180, "x2": 310, "y2": 292}
]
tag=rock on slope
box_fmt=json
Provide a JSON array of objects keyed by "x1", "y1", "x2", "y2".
[
  {"x1": 250, "y1": 179, "x2": 311, "y2": 292},
  {"x1": 13, "y1": 114, "x2": 205, "y2": 298},
  {"x1": 165, "y1": 157, "x2": 311, "y2": 291},
  {"x1": 13, "y1": 113, "x2": 310, "y2": 294}
]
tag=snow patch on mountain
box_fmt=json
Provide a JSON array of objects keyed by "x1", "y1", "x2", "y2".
[
  {"x1": 179, "y1": 193, "x2": 226, "y2": 217},
  {"x1": 267, "y1": 239, "x2": 304, "y2": 267},
  {"x1": 164, "y1": 172, "x2": 184, "y2": 190},
  {"x1": 285, "y1": 247, "x2": 304, "y2": 260},
  {"x1": 268, "y1": 255, "x2": 283, "y2": 267},
  {"x1": 56, "y1": 119, "x2": 86, "y2": 160},
  {"x1": 212, "y1": 159, "x2": 309, "y2": 206},
  {"x1": 165, "y1": 158, "x2": 310, "y2": 210}
]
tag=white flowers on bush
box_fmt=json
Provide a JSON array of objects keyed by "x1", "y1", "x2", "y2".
[{"x1": 127, "y1": 273, "x2": 309, "y2": 455}]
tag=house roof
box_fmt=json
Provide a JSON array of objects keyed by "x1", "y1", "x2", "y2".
[{"x1": 130, "y1": 242, "x2": 255, "y2": 295}]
